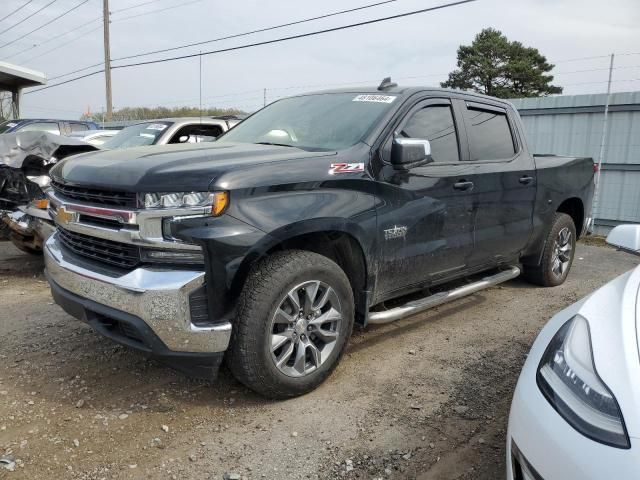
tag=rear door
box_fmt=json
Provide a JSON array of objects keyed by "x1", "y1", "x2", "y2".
[
  {"x1": 456, "y1": 100, "x2": 536, "y2": 267},
  {"x1": 375, "y1": 97, "x2": 476, "y2": 295}
]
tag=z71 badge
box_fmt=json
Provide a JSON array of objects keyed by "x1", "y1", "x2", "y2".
[{"x1": 329, "y1": 163, "x2": 365, "y2": 175}]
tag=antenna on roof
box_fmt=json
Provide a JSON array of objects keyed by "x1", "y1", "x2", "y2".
[{"x1": 377, "y1": 77, "x2": 397, "y2": 91}]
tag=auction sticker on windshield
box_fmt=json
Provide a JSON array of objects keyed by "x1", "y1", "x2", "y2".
[
  {"x1": 352, "y1": 94, "x2": 396, "y2": 103},
  {"x1": 146, "y1": 124, "x2": 168, "y2": 131}
]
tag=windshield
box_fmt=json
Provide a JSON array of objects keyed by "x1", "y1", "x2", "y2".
[
  {"x1": 102, "y1": 121, "x2": 173, "y2": 149},
  {"x1": 217, "y1": 93, "x2": 398, "y2": 150}
]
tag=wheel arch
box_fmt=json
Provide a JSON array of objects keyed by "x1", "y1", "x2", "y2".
[
  {"x1": 557, "y1": 197, "x2": 584, "y2": 239},
  {"x1": 230, "y1": 219, "x2": 372, "y2": 323}
]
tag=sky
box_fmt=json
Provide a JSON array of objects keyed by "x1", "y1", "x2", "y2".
[{"x1": 1, "y1": 0, "x2": 639, "y2": 119}]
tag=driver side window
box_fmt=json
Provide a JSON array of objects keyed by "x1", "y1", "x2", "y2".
[{"x1": 400, "y1": 105, "x2": 460, "y2": 163}]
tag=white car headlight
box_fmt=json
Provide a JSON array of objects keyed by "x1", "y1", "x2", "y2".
[{"x1": 537, "y1": 315, "x2": 630, "y2": 448}]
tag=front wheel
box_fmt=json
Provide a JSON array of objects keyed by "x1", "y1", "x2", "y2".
[
  {"x1": 524, "y1": 213, "x2": 576, "y2": 287},
  {"x1": 227, "y1": 250, "x2": 354, "y2": 399}
]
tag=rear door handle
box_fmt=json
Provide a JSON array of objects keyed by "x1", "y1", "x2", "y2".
[
  {"x1": 519, "y1": 176, "x2": 534, "y2": 185},
  {"x1": 453, "y1": 180, "x2": 474, "y2": 191}
]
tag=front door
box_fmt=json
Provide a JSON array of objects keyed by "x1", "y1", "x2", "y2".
[{"x1": 374, "y1": 98, "x2": 476, "y2": 297}]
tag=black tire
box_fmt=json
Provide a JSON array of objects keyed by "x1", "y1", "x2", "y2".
[
  {"x1": 524, "y1": 213, "x2": 576, "y2": 287},
  {"x1": 227, "y1": 250, "x2": 354, "y2": 399}
]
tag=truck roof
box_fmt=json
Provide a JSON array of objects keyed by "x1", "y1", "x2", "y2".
[{"x1": 298, "y1": 85, "x2": 516, "y2": 108}]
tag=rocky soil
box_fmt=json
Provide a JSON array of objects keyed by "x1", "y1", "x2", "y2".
[{"x1": 1, "y1": 240, "x2": 637, "y2": 480}]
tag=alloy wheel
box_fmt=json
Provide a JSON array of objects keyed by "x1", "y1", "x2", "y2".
[
  {"x1": 551, "y1": 227, "x2": 573, "y2": 278},
  {"x1": 269, "y1": 280, "x2": 342, "y2": 378}
]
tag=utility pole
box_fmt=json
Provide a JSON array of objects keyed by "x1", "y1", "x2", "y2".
[
  {"x1": 592, "y1": 53, "x2": 615, "y2": 231},
  {"x1": 263, "y1": 88, "x2": 267, "y2": 107},
  {"x1": 103, "y1": 0, "x2": 113, "y2": 121}
]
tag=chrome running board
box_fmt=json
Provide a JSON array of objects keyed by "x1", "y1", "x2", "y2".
[{"x1": 368, "y1": 266, "x2": 521, "y2": 325}]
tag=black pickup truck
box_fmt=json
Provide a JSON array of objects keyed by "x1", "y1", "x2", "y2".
[{"x1": 43, "y1": 82, "x2": 594, "y2": 398}]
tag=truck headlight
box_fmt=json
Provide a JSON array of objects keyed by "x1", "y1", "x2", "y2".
[
  {"x1": 537, "y1": 315, "x2": 630, "y2": 448},
  {"x1": 142, "y1": 191, "x2": 228, "y2": 216}
]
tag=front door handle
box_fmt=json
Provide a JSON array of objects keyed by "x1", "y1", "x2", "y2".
[
  {"x1": 453, "y1": 180, "x2": 474, "y2": 191},
  {"x1": 519, "y1": 176, "x2": 534, "y2": 185}
]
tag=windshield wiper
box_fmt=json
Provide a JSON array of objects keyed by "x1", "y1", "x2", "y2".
[{"x1": 254, "y1": 142, "x2": 296, "y2": 148}]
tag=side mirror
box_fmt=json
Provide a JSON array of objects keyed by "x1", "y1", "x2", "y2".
[
  {"x1": 391, "y1": 138, "x2": 433, "y2": 169},
  {"x1": 178, "y1": 135, "x2": 190, "y2": 143},
  {"x1": 606, "y1": 225, "x2": 640, "y2": 256}
]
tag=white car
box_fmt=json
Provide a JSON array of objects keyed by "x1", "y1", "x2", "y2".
[{"x1": 507, "y1": 224, "x2": 640, "y2": 480}]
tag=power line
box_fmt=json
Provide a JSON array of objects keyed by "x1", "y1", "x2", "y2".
[
  {"x1": 43, "y1": 0, "x2": 405, "y2": 83},
  {"x1": 554, "y1": 65, "x2": 640, "y2": 75},
  {"x1": 24, "y1": 25, "x2": 102, "y2": 66},
  {"x1": 0, "y1": 0, "x2": 90, "y2": 50},
  {"x1": 111, "y1": 0, "x2": 477, "y2": 70},
  {"x1": 0, "y1": 0, "x2": 61, "y2": 37},
  {"x1": 552, "y1": 52, "x2": 640, "y2": 64},
  {"x1": 0, "y1": 0, "x2": 35, "y2": 24},
  {"x1": 111, "y1": 0, "x2": 205, "y2": 22},
  {"x1": 27, "y1": 69, "x2": 105, "y2": 94},
  {"x1": 112, "y1": 0, "x2": 402, "y2": 62},
  {"x1": 25, "y1": 0, "x2": 477, "y2": 94},
  {"x1": 5, "y1": 16, "x2": 101, "y2": 60},
  {"x1": 111, "y1": 0, "x2": 164, "y2": 14},
  {"x1": 563, "y1": 78, "x2": 640, "y2": 87}
]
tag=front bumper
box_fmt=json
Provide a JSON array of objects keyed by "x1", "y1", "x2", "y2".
[
  {"x1": 3, "y1": 208, "x2": 55, "y2": 247},
  {"x1": 44, "y1": 233, "x2": 232, "y2": 359},
  {"x1": 507, "y1": 356, "x2": 640, "y2": 480}
]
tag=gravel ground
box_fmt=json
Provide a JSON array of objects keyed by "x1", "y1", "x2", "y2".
[{"x1": 0, "y1": 239, "x2": 638, "y2": 480}]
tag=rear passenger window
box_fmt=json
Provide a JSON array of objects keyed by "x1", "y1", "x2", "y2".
[
  {"x1": 464, "y1": 106, "x2": 515, "y2": 160},
  {"x1": 400, "y1": 105, "x2": 459, "y2": 163}
]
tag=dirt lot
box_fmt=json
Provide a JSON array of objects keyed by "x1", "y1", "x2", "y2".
[{"x1": 1, "y1": 240, "x2": 638, "y2": 480}]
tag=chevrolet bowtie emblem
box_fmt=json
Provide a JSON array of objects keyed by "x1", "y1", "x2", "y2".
[{"x1": 56, "y1": 206, "x2": 74, "y2": 225}]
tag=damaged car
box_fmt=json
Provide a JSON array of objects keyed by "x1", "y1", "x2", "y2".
[{"x1": 0, "y1": 131, "x2": 98, "y2": 251}]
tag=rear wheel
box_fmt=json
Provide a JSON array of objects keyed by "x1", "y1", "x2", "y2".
[
  {"x1": 227, "y1": 250, "x2": 354, "y2": 399},
  {"x1": 524, "y1": 213, "x2": 576, "y2": 287}
]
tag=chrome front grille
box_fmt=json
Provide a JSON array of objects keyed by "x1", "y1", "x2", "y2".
[
  {"x1": 57, "y1": 227, "x2": 141, "y2": 269},
  {"x1": 52, "y1": 181, "x2": 137, "y2": 208}
]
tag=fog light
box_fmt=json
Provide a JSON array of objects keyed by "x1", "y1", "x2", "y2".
[{"x1": 140, "y1": 248, "x2": 204, "y2": 264}]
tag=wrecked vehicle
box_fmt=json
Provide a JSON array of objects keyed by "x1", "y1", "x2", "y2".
[
  {"x1": 0, "y1": 118, "x2": 99, "y2": 136},
  {"x1": 0, "y1": 131, "x2": 98, "y2": 250},
  {"x1": 44, "y1": 82, "x2": 594, "y2": 398}
]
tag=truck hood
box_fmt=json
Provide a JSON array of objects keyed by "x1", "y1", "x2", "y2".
[{"x1": 49, "y1": 142, "x2": 335, "y2": 192}]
